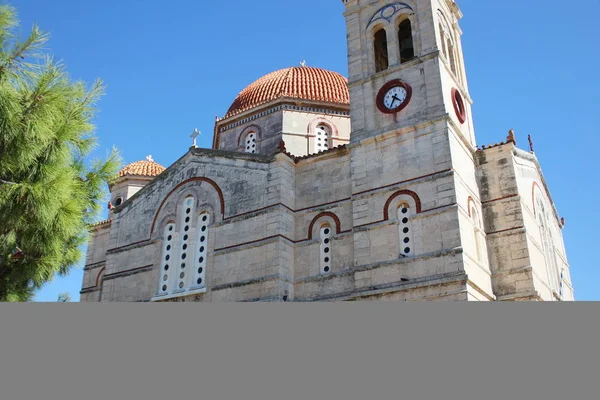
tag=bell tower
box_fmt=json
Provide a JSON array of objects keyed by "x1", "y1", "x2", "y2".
[
  {"x1": 343, "y1": 0, "x2": 475, "y2": 147},
  {"x1": 343, "y1": 0, "x2": 496, "y2": 302}
]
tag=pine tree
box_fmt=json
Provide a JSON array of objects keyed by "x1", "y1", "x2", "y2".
[
  {"x1": 0, "y1": 5, "x2": 120, "y2": 302},
  {"x1": 57, "y1": 292, "x2": 71, "y2": 302}
]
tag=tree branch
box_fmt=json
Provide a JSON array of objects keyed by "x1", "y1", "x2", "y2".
[{"x1": 0, "y1": 179, "x2": 18, "y2": 185}]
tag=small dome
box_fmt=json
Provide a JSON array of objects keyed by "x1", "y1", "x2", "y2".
[
  {"x1": 118, "y1": 156, "x2": 165, "y2": 178},
  {"x1": 223, "y1": 66, "x2": 350, "y2": 119}
]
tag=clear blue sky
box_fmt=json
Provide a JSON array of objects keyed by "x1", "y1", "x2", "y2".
[{"x1": 7, "y1": 0, "x2": 598, "y2": 301}]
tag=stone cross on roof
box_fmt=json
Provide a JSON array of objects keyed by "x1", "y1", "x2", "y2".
[
  {"x1": 146, "y1": 155, "x2": 154, "y2": 162},
  {"x1": 190, "y1": 128, "x2": 201, "y2": 148},
  {"x1": 300, "y1": 60, "x2": 307, "y2": 67}
]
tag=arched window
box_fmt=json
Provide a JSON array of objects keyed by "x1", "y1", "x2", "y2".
[
  {"x1": 447, "y1": 39, "x2": 457, "y2": 75},
  {"x1": 559, "y1": 268, "x2": 565, "y2": 299},
  {"x1": 374, "y1": 28, "x2": 389, "y2": 72},
  {"x1": 156, "y1": 196, "x2": 213, "y2": 298},
  {"x1": 397, "y1": 204, "x2": 413, "y2": 257},
  {"x1": 535, "y1": 192, "x2": 560, "y2": 296},
  {"x1": 471, "y1": 205, "x2": 485, "y2": 263},
  {"x1": 158, "y1": 222, "x2": 176, "y2": 296},
  {"x1": 398, "y1": 19, "x2": 414, "y2": 63},
  {"x1": 176, "y1": 197, "x2": 195, "y2": 292},
  {"x1": 244, "y1": 131, "x2": 257, "y2": 154},
  {"x1": 193, "y1": 212, "x2": 210, "y2": 289},
  {"x1": 315, "y1": 124, "x2": 331, "y2": 152},
  {"x1": 439, "y1": 23, "x2": 448, "y2": 59},
  {"x1": 320, "y1": 225, "x2": 333, "y2": 274},
  {"x1": 438, "y1": 11, "x2": 459, "y2": 78}
]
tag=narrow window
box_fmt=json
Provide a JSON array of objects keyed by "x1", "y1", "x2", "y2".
[
  {"x1": 471, "y1": 206, "x2": 484, "y2": 263},
  {"x1": 158, "y1": 223, "x2": 176, "y2": 296},
  {"x1": 448, "y1": 39, "x2": 457, "y2": 75},
  {"x1": 176, "y1": 197, "x2": 195, "y2": 292},
  {"x1": 193, "y1": 212, "x2": 210, "y2": 289},
  {"x1": 559, "y1": 269, "x2": 565, "y2": 299},
  {"x1": 397, "y1": 205, "x2": 413, "y2": 257},
  {"x1": 244, "y1": 132, "x2": 257, "y2": 154},
  {"x1": 398, "y1": 19, "x2": 414, "y2": 63},
  {"x1": 439, "y1": 23, "x2": 448, "y2": 59},
  {"x1": 537, "y1": 198, "x2": 560, "y2": 295},
  {"x1": 374, "y1": 28, "x2": 389, "y2": 73},
  {"x1": 315, "y1": 124, "x2": 331, "y2": 152},
  {"x1": 320, "y1": 225, "x2": 332, "y2": 274}
]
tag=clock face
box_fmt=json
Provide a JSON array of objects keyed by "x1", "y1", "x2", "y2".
[
  {"x1": 383, "y1": 86, "x2": 408, "y2": 110},
  {"x1": 376, "y1": 80, "x2": 412, "y2": 114}
]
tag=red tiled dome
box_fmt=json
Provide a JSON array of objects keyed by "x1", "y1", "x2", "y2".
[
  {"x1": 118, "y1": 157, "x2": 165, "y2": 178},
  {"x1": 223, "y1": 66, "x2": 350, "y2": 119}
]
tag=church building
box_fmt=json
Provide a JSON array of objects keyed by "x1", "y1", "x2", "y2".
[{"x1": 80, "y1": 0, "x2": 574, "y2": 302}]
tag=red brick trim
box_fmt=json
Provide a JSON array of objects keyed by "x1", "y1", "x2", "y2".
[
  {"x1": 215, "y1": 234, "x2": 294, "y2": 252},
  {"x1": 307, "y1": 212, "x2": 342, "y2": 240},
  {"x1": 487, "y1": 226, "x2": 525, "y2": 236},
  {"x1": 353, "y1": 169, "x2": 452, "y2": 197},
  {"x1": 482, "y1": 194, "x2": 519, "y2": 204},
  {"x1": 354, "y1": 203, "x2": 456, "y2": 230},
  {"x1": 296, "y1": 197, "x2": 351, "y2": 213},
  {"x1": 383, "y1": 190, "x2": 423, "y2": 221},
  {"x1": 151, "y1": 177, "x2": 225, "y2": 234},
  {"x1": 467, "y1": 196, "x2": 476, "y2": 218},
  {"x1": 224, "y1": 203, "x2": 295, "y2": 221},
  {"x1": 95, "y1": 267, "x2": 106, "y2": 287},
  {"x1": 307, "y1": 117, "x2": 340, "y2": 138},
  {"x1": 107, "y1": 239, "x2": 153, "y2": 254},
  {"x1": 112, "y1": 171, "x2": 450, "y2": 255},
  {"x1": 237, "y1": 124, "x2": 262, "y2": 148},
  {"x1": 451, "y1": 88, "x2": 466, "y2": 124},
  {"x1": 103, "y1": 265, "x2": 154, "y2": 281},
  {"x1": 423, "y1": 203, "x2": 456, "y2": 214},
  {"x1": 84, "y1": 260, "x2": 106, "y2": 271}
]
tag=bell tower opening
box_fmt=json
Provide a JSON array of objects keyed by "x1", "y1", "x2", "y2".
[
  {"x1": 398, "y1": 19, "x2": 414, "y2": 63},
  {"x1": 374, "y1": 28, "x2": 389, "y2": 72},
  {"x1": 343, "y1": 0, "x2": 475, "y2": 147}
]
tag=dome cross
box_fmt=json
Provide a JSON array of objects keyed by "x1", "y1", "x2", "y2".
[{"x1": 190, "y1": 128, "x2": 201, "y2": 148}]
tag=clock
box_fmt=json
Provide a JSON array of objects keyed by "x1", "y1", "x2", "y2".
[
  {"x1": 451, "y1": 88, "x2": 466, "y2": 124},
  {"x1": 376, "y1": 79, "x2": 412, "y2": 114}
]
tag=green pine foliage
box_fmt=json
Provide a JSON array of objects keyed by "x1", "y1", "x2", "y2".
[{"x1": 0, "y1": 5, "x2": 121, "y2": 302}]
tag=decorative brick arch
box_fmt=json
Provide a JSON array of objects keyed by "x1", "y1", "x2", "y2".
[
  {"x1": 95, "y1": 267, "x2": 106, "y2": 288},
  {"x1": 237, "y1": 124, "x2": 262, "y2": 148},
  {"x1": 151, "y1": 177, "x2": 225, "y2": 234},
  {"x1": 532, "y1": 182, "x2": 543, "y2": 215},
  {"x1": 467, "y1": 196, "x2": 477, "y2": 218},
  {"x1": 383, "y1": 189, "x2": 422, "y2": 221},
  {"x1": 307, "y1": 117, "x2": 339, "y2": 138},
  {"x1": 308, "y1": 212, "x2": 342, "y2": 240}
]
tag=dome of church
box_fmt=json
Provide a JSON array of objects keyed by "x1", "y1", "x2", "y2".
[
  {"x1": 118, "y1": 156, "x2": 165, "y2": 178},
  {"x1": 223, "y1": 66, "x2": 350, "y2": 119}
]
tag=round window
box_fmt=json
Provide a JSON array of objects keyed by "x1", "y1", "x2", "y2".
[{"x1": 451, "y1": 88, "x2": 466, "y2": 124}]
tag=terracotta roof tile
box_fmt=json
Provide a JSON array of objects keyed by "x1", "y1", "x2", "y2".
[
  {"x1": 90, "y1": 218, "x2": 111, "y2": 228},
  {"x1": 276, "y1": 141, "x2": 348, "y2": 164},
  {"x1": 118, "y1": 158, "x2": 166, "y2": 178},
  {"x1": 223, "y1": 66, "x2": 350, "y2": 119}
]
